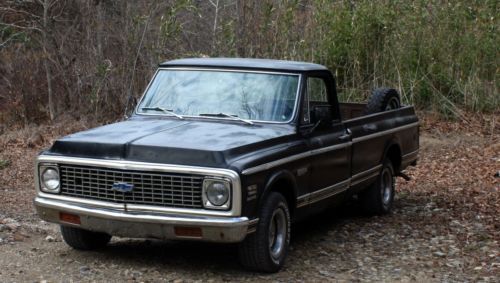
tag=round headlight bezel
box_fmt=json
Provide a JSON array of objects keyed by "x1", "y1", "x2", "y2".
[
  {"x1": 40, "y1": 166, "x2": 60, "y2": 193},
  {"x1": 202, "y1": 178, "x2": 231, "y2": 210}
]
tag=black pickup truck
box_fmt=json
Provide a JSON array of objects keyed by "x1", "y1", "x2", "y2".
[{"x1": 34, "y1": 58, "x2": 419, "y2": 272}]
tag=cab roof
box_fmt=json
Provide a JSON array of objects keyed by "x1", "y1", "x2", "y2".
[{"x1": 159, "y1": 58, "x2": 328, "y2": 72}]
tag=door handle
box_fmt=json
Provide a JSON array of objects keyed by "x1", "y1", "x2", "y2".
[{"x1": 338, "y1": 129, "x2": 352, "y2": 142}]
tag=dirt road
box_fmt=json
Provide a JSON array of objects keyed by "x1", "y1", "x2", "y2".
[{"x1": 0, "y1": 115, "x2": 498, "y2": 282}]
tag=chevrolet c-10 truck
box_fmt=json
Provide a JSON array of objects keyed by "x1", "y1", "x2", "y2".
[{"x1": 34, "y1": 58, "x2": 419, "y2": 272}]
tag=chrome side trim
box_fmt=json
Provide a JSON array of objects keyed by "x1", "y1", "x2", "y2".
[
  {"x1": 351, "y1": 165, "x2": 382, "y2": 182},
  {"x1": 402, "y1": 149, "x2": 419, "y2": 162},
  {"x1": 246, "y1": 218, "x2": 260, "y2": 234},
  {"x1": 296, "y1": 165, "x2": 383, "y2": 208},
  {"x1": 241, "y1": 142, "x2": 352, "y2": 175},
  {"x1": 242, "y1": 152, "x2": 309, "y2": 175},
  {"x1": 35, "y1": 155, "x2": 242, "y2": 217},
  {"x1": 350, "y1": 165, "x2": 382, "y2": 186},
  {"x1": 296, "y1": 197, "x2": 308, "y2": 208},
  {"x1": 343, "y1": 105, "x2": 414, "y2": 123},
  {"x1": 352, "y1": 122, "x2": 419, "y2": 143},
  {"x1": 350, "y1": 172, "x2": 380, "y2": 187},
  {"x1": 242, "y1": 122, "x2": 418, "y2": 175},
  {"x1": 310, "y1": 142, "x2": 352, "y2": 155},
  {"x1": 134, "y1": 67, "x2": 303, "y2": 125},
  {"x1": 296, "y1": 179, "x2": 350, "y2": 208}
]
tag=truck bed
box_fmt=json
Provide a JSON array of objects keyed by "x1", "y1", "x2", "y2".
[
  {"x1": 339, "y1": 102, "x2": 367, "y2": 120},
  {"x1": 341, "y1": 105, "x2": 419, "y2": 191}
]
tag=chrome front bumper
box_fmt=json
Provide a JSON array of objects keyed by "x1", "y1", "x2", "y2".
[{"x1": 34, "y1": 197, "x2": 254, "y2": 243}]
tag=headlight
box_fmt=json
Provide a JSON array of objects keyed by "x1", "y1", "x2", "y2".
[
  {"x1": 202, "y1": 178, "x2": 231, "y2": 209},
  {"x1": 40, "y1": 167, "x2": 60, "y2": 193}
]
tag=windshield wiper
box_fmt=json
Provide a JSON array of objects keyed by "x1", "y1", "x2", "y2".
[
  {"x1": 141, "y1": 106, "x2": 184, "y2": 119},
  {"x1": 199, "y1": 113, "x2": 254, "y2": 125}
]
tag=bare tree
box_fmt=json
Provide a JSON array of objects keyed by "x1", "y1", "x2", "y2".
[
  {"x1": 39, "y1": 0, "x2": 58, "y2": 121},
  {"x1": 208, "y1": 0, "x2": 219, "y2": 55},
  {"x1": 124, "y1": 0, "x2": 159, "y2": 116},
  {"x1": 0, "y1": 0, "x2": 494, "y2": 126},
  {"x1": 236, "y1": 0, "x2": 246, "y2": 57}
]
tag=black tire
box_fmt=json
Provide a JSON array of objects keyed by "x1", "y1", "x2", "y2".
[
  {"x1": 365, "y1": 88, "x2": 401, "y2": 114},
  {"x1": 238, "y1": 192, "x2": 291, "y2": 273},
  {"x1": 60, "y1": 225, "x2": 111, "y2": 250},
  {"x1": 360, "y1": 160, "x2": 395, "y2": 215}
]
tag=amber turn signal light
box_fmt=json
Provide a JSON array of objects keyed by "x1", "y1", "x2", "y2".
[
  {"x1": 59, "y1": 212, "x2": 81, "y2": 225},
  {"x1": 174, "y1": 226, "x2": 202, "y2": 238}
]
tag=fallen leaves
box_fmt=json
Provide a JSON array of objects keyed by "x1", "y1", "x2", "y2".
[{"x1": 0, "y1": 112, "x2": 498, "y2": 281}]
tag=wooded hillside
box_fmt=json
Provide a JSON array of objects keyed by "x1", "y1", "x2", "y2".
[{"x1": 1, "y1": 0, "x2": 498, "y2": 126}]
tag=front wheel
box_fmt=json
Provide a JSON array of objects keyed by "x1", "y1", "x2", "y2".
[
  {"x1": 360, "y1": 160, "x2": 395, "y2": 215},
  {"x1": 60, "y1": 226, "x2": 111, "y2": 250},
  {"x1": 238, "y1": 192, "x2": 291, "y2": 273}
]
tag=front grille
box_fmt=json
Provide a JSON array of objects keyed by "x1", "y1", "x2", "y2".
[{"x1": 59, "y1": 164, "x2": 203, "y2": 208}]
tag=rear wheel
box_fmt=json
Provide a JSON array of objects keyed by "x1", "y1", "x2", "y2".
[
  {"x1": 60, "y1": 226, "x2": 111, "y2": 250},
  {"x1": 238, "y1": 192, "x2": 291, "y2": 273},
  {"x1": 360, "y1": 160, "x2": 395, "y2": 215}
]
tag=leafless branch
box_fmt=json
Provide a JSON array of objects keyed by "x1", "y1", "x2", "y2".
[
  {"x1": 0, "y1": 22, "x2": 42, "y2": 33},
  {"x1": 124, "y1": 0, "x2": 159, "y2": 116},
  {"x1": 0, "y1": 7, "x2": 41, "y2": 18},
  {"x1": 0, "y1": 32, "x2": 23, "y2": 48}
]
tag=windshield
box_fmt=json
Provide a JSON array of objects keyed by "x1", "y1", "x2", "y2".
[{"x1": 136, "y1": 69, "x2": 300, "y2": 122}]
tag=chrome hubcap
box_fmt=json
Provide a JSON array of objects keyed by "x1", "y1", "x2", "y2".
[
  {"x1": 381, "y1": 168, "x2": 393, "y2": 206},
  {"x1": 268, "y1": 207, "x2": 286, "y2": 261}
]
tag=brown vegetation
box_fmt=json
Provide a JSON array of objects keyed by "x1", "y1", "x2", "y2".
[
  {"x1": 1, "y1": 0, "x2": 498, "y2": 127},
  {"x1": 0, "y1": 1, "x2": 498, "y2": 280}
]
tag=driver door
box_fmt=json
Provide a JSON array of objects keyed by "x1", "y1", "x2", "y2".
[{"x1": 300, "y1": 74, "x2": 351, "y2": 207}]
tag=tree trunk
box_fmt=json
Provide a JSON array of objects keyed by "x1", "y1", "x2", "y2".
[
  {"x1": 236, "y1": 0, "x2": 246, "y2": 57},
  {"x1": 210, "y1": 0, "x2": 219, "y2": 56},
  {"x1": 42, "y1": 0, "x2": 55, "y2": 121}
]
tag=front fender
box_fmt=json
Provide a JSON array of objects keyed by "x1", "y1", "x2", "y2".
[{"x1": 257, "y1": 170, "x2": 298, "y2": 214}]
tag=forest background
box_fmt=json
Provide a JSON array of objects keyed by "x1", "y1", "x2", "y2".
[{"x1": 0, "y1": 0, "x2": 498, "y2": 127}]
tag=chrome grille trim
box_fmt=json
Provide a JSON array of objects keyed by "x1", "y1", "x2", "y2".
[
  {"x1": 59, "y1": 164, "x2": 204, "y2": 209},
  {"x1": 35, "y1": 155, "x2": 242, "y2": 217}
]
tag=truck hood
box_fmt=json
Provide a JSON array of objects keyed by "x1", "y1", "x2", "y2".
[{"x1": 47, "y1": 116, "x2": 296, "y2": 168}]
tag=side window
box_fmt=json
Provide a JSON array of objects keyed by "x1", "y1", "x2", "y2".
[
  {"x1": 308, "y1": 77, "x2": 328, "y2": 102},
  {"x1": 302, "y1": 77, "x2": 329, "y2": 124}
]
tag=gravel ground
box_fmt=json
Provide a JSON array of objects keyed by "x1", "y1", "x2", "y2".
[{"x1": 0, "y1": 115, "x2": 498, "y2": 282}]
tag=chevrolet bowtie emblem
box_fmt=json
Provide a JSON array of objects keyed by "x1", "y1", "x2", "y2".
[{"x1": 112, "y1": 182, "x2": 134, "y2": 193}]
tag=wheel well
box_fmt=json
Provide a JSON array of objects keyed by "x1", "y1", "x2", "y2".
[
  {"x1": 267, "y1": 178, "x2": 296, "y2": 216},
  {"x1": 386, "y1": 145, "x2": 402, "y2": 172}
]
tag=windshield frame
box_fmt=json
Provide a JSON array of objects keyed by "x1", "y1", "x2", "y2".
[{"x1": 134, "y1": 67, "x2": 303, "y2": 124}]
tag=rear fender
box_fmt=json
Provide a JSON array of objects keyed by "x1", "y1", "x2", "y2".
[{"x1": 381, "y1": 138, "x2": 402, "y2": 172}]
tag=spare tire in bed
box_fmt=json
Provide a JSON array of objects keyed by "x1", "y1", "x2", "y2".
[{"x1": 365, "y1": 88, "x2": 401, "y2": 114}]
